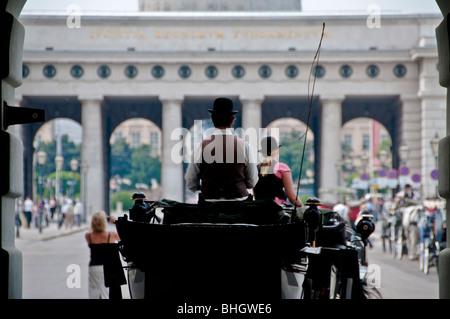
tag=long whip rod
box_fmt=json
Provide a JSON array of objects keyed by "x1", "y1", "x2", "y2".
[{"x1": 293, "y1": 23, "x2": 326, "y2": 216}]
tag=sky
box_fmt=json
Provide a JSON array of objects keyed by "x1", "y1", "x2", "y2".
[{"x1": 22, "y1": 0, "x2": 441, "y2": 14}]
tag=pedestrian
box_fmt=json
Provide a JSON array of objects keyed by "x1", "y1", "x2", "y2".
[
  {"x1": 333, "y1": 201, "x2": 349, "y2": 225},
  {"x1": 85, "y1": 211, "x2": 120, "y2": 299},
  {"x1": 49, "y1": 196, "x2": 57, "y2": 220},
  {"x1": 253, "y1": 136, "x2": 303, "y2": 207},
  {"x1": 74, "y1": 198, "x2": 83, "y2": 227},
  {"x1": 15, "y1": 199, "x2": 23, "y2": 237},
  {"x1": 59, "y1": 196, "x2": 72, "y2": 229},
  {"x1": 185, "y1": 97, "x2": 258, "y2": 202},
  {"x1": 65, "y1": 201, "x2": 74, "y2": 230},
  {"x1": 23, "y1": 196, "x2": 33, "y2": 228}
]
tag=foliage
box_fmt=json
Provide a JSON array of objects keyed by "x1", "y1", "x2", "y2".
[
  {"x1": 36, "y1": 134, "x2": 81, "y2": 177},
  {"x1": 278, "y1": 130, "x2": 315, "y2": 185},
  {"x1": 111, "y1": 191, "x2": 134, "y2": 211},
  {"x1": 37, "y1": 170, "x2": 80, "y2": 200},
  {"x1": 110, "y1": 137, "x2": 132, "y2": 179},
  {"x1": 111, "y1": 140, "x2": 161, "y2": 189},
  {"x1": 126, "y1": 144, "x2": 161, "y2": 186}
]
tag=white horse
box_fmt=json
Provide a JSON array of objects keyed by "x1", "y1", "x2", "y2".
[
  {"x1": 402, "y1": 199, "x2": 446, "y2": 260},
  {"x1": 402, "y1": 204, "x2": 423, "y2": 260}
]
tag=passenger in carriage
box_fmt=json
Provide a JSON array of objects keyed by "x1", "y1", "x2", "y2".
[
  {"x1": 185, "y1": 97, "x2": 258, "y2": 202},
  {"x1": 253, "y1": 136, "x2": 303, "y2": 207}
]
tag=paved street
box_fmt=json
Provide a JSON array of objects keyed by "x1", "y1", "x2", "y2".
[
  {"x1": 15, "y1": 221, "x2": 130, "y2": 299},
  {"x1": 365, "y1": 226, "x2": 439, "y2": 299},
  {"x1": 15, "y1": 219, "x2": 439, "y2": 299}
]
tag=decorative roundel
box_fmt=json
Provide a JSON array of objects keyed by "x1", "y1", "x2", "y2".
[
  {"x1": 393, "y1": 64, "x2": 406, "y2": 78},
  {"x1": 366, "y1": 64, "x2": 379, "y2": 77},
  {"x1": 259, "y1": 65, "x2": 272, "y2": 78},
  {"x1": 22, "y1": 64, "x2": 29, "y2": 78},
  {"x1": 285, "y1": 65, "x2": 298, "y2": 78},
  {"x1": 205, "y1": 65, "x2": 218, "y2": 78},
  {"x1": 70, "y1": 65, "x2": 83, "y2": 78},
  {"x1": 152, "y1": 65, "x2": 164, "y2": 78},
  {"x1": 314, "y1": 64, "x2": 325, "y2": 78},
  {"x1": 178, "y1": 65, "x2": 191, "y2": 78},
  {"x1": 98, "y1": 65, "x2": 111, "y2": 78},
  {"x1": 232, "y1": 65, "x2": 245, "y2": 78},
  {"x1": 43, "y1": 65, "x2": 56, "y2": 78},
  {"x1": 340, "y1": 65, "x2": 352, "y2": 78},
  {"x1": 125, "y1": 65, "x2": 138, "y2": 78}
]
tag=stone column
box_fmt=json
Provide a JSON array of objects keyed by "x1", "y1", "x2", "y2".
[
  {"x1": 241, "y1": 97, "x2": 263, "y2": 130},
  {"x1": 160, "y1": 97, "x2": 184, "y2": 202},
  {"x1": 240, "y1": 97, "x2": 263, "y2": 161},
  {"x1": 80, "y1": 96, "x2": 104, "y2": 220},
  {"x1": 416, "y1": 55, "x2": 447, "y2": 198},
  {"x1": 400, "y1": 94, "x2": 422, "y2": 172},
  {"x1": 420, "y1": 94, "x2": 446, "y2": 198},
  {"x1": 319, "y1": 96, "x2": 344, "y2": 202},
  {"x1": 434, "y1": 1, "x2": 450, "y2": 299}
]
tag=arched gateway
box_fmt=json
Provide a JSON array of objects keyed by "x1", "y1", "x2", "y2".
[{"x1": 16, "y1": 9, "x2": 445, "y2": 215}]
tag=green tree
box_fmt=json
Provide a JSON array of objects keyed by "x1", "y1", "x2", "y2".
[
  {"x1": 126, "y1": 144, "x2": 161, "y2": 188},
  {"x1": 110, "y1": 137, "x2": 132, "y2": 181},
  {"x1": 37, "y1": 134, "x2": 81, "y2": 177},
  {"x1": 278, "y1": 130, "x2": 315, "y2": 188}
]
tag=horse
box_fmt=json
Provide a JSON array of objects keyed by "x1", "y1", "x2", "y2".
[
  {"x1": 402, "y1": 199, "x2": 446, "y2": 260},
  {"x1": 401, "y1": 203, "x2": 422, "y2": 260}
]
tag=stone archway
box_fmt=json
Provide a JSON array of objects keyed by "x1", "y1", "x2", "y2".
[
  {"x1": 262, "y1": 97, "x2": 321, "y2": 194},
  {"x1": 342, "y1": 96, "x2": 402, "y2": 168},
  {"x1": 102, "y1": 96, "x2": 162, "y2": 213},
  {"x1": 20, "y1": 96, "x2": 81, "y2": 198}
]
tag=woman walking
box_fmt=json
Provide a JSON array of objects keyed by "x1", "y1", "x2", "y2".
[{"x1": 85, "y1": 211, "x2": 120, "y2": 299}]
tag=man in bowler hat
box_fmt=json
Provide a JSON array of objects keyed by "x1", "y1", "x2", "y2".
[{"x1": 185, "y1": 97, "x2": 258, "y2": 202}]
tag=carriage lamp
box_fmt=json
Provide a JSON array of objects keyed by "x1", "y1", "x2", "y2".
[
  {"x1": 399, "y1": 144, "x2": 410, "y2": 165},
  {"x1": 430, "y1": 133, "x2": 439, "y2": 165}
]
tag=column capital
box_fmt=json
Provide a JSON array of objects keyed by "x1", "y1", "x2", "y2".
[
  {"x1": 319, "y1": 94, "x2": 345, "y2": 103},
  {"x1": 239, "y1": 95, "x2": 265, "y2": 104},
  {"x1": 159, "y1": 95, "x2": 184, "y2": 104},
  {"x1": 78, "y1": 94, "x2": 104, "y2": 103},
  {"x1": 400, "y1": 93, "x2": 420, "y2": 102}
]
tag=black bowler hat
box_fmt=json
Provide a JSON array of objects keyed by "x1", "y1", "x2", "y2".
[
  {"x1": 259, "y1": 136, "x2": 282, "y2": 156},
  {"x1": 208, "y1": 97, "x2": 238, "y2": 115}
]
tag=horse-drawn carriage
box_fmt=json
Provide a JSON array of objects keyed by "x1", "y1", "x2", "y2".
[
  {"x1": 381, "y1": 197, "x2": 446, "y2": 273},
  {"x1": 105, "y1": 194, "x2": 376, "y2": 300}
]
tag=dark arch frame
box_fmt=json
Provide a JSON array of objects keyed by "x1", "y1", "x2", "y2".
[
  {"x1": 261, "y1": 96, "x2": 321, "y2": 196},
  {"x1": 20, "y1": 96, "x2": 82, "y2": 198},
  {"x1": 102, "y1": 96, "x2": 162, "y2": 213},
  {"x1": 342, "y1": 96, "x2": 402, "y2": 169}
]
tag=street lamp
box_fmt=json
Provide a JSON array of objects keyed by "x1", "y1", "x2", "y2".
[
  {"x1": 430, "y1": 133, "x2": 439, "y2": 198},
  {"x1": 335, "y1": 160, "x2": 343, "y2": 186},
  {"x1": 399, "y1": 144, "x2": 410, "y2": 165},
  {"x1": 36, "y1": 150, "x2": 47, "y2": 233},
  {"x1": 360, "y1": 154, "x2": 369, "y2": 173},
  {"x1": 378, "y1": 149, "x2": 389, "y2": 168},
  {"x1": 36, "y1": 150, "x2": 47, "y2": 200},
  {"x1": 81, "y1": 161, "x2": 89, "y2": 223},
  {"x1": 430, "y1": 133, "x2": 439, "y2": 166},
  {"x1": 55, "y1": 155, "x2": 64, "y2": 203},
  {"x1": 70, "y1": 158, "x2": 79, "y2": 199},
  {"x1": 37, "y1": 151, "x2": 47, "y2": 166}
]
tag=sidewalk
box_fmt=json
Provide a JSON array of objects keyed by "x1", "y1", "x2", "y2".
[
  {"x1": 15, "y1": 211, "x2": 126, "y2": 242},
  {"x1": 15, "y1": 220, "x2": 89, "y2": 242}
]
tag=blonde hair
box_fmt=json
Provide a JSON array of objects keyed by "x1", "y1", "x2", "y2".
[
  {"x1": 91, "y1": 210, "x2": 107, "y2": 233},
  {"x1": 260, "y1": 156, "x2": 272, "y2": 177}
]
